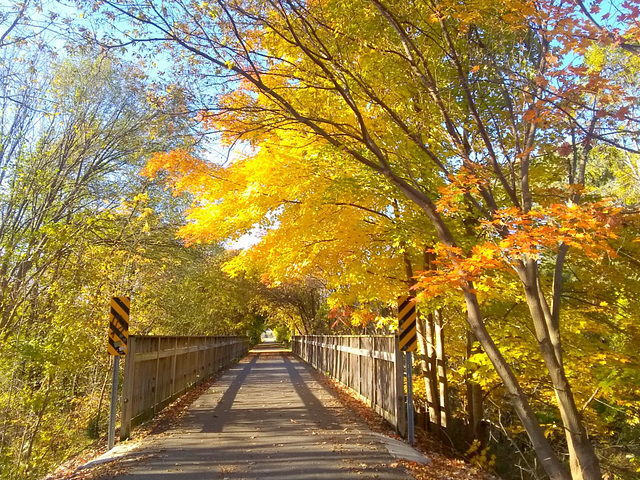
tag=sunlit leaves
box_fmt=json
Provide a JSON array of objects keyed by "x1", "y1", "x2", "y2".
[{"x1": 89, "y1": 0, "x2": 640, "y2": 475}]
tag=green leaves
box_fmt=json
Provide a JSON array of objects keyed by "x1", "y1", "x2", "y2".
[{"x1": 0, "y1": 48, "x2": 209, "y2": 479}]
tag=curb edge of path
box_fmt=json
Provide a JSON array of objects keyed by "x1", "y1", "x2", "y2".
[{"x1": 369, "y1": 432, "x2": 431, "y2": 465}]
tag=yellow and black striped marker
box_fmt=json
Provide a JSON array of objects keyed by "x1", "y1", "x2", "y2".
[
  {"x1": 108, "y1": 296, "x2": 129, "y2": 356},
  {"x1": 398, "y1": 295, "x2": 417, "y2": 352}
]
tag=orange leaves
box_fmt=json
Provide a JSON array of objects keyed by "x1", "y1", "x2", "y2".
[
  {"x1": 436, "y1": 167, "x2": 487, "y2": 215},
  {"x1": 483, "y1": 201, "x2": 620, "y2": 261},
  {"x1": 349, "y1": 308, "x2": 377, "y2": 327},
  {"x1": 414, "y1": 243, "x2": 504, "y2": 302},
  {"x1": 415, "y1": 201, "x2": 621, "y2": 303},
  {"x1": 436, "y1": 0, "x2": 535, "y2": 32},
  {"x1": 557, "y1": 141, "x2": 572, "y2": 157},
  {"x1": 522, "y1": 100, "x2": 554, "y2": 126},
  {"x1": 142, "y1": 149, "x2": 219, "y2": 196},
  {"x1": 328, "y1": 305, "x2": 378, "y2": 329},
  {"x1": 616, "y1": 105, "x2": 631, "y2": 120}
]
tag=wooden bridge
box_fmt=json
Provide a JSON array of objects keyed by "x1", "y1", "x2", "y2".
[{"x1": 99, "y1": 337, "x2": 427, "y2": 479}]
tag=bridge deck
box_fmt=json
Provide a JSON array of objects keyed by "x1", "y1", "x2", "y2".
[{"x1": 111, "y1": 343, "x2": 414, "y2": 479}]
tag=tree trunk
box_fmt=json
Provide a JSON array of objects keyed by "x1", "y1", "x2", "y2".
[
  {"x1": 386, "y1": 176, "x2": 579, "y2": 479},
  {"x1": 466, "y1": 330, "x2": 483, "y2": 442},
  {"x1": 434, "y1": 309, "x2": 450, "y2": 430},
  {"x1": 25, "y1": 374, "x2": 52, "y2": 465},
  {"x1": 416, "y1": 313, "x2": 438, "y2": 433},
  {"x1": 517, "y1": 258, "x2": 602, "y2": 480},
  {"x1": 387, "y1": 173, "x2": 575, "y2": 479},
  {"x1": 461, "y1": 286, "x2": 572, "y2": 480},
  {"x1": 424, "y1": 312, "x2": 441, "y2": 434},
  {"x1": 94, "y1": 365, "x2": 111, "y2": 439}
]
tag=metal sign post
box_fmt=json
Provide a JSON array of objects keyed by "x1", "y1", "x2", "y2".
[
  {"x1": 398, "y1": 295, "x2": 417, "y2": 446},
  {"x1": 107, "y1": 296, "x2": 130, "y2": 450},
  {"x1": 108, "y1": 355, "x2": 120, "y2": 450}
]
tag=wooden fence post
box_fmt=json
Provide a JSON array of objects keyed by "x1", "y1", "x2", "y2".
[
  {"x1": 371, "y1": 336, "x2": 377, "y2": 408},
  {"x1": 171, "y1": 337, "x2": 177, "y2": 394},
  {"x1": 358, "y1": 336, "x2": 363, "y2": 396},
  {"x1": 153, "y1": 337, "x2": 161, "y2": 414}
]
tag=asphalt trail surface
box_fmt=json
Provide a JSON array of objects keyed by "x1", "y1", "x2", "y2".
[{"x1": 111, "y1": 342, "x2": 413, "y2": 479}]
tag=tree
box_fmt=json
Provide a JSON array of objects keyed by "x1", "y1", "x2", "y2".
[
  {"x1": 88, "y1": 1, "x2": 640, "y2": 478},
  {"x1": 0, "y1": 47, "x2": 201, "y2": 478}
]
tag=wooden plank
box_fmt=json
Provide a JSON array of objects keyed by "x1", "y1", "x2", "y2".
[
  {"x1": 372, "y1": 336, "x2": 377, "y2": 414},
  {"x1": 156, "y1": 337, "x2": 174, "y2": 410},
  {"x1": 357, "y1": 336, "x2": 362, "y2": 396},
  {"x1": 295, "y1": 338, "x2": 395, "y2": 361},
  {"x1": 133, "y1": 342, "x2": 240, "y2": 362}
]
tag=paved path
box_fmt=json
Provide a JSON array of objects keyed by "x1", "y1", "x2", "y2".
[{"x1": 111, "y1": 343, "x2": 414, "y2": 479}]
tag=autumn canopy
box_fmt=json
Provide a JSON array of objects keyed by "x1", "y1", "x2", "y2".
[
  {"x1": 114, "y1": 0, "x2": 640, "y2": 479},
  {"x1": 0, "y1": 0, "x2": 638, "y2": 479}
]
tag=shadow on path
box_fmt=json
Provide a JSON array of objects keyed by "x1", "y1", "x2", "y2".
[
  {"x1": 281, "y1": 353, "x2": 342, "y2": 430},
  {"x1": 201, "y1": 354, "x2": 260, "y2": 433}
]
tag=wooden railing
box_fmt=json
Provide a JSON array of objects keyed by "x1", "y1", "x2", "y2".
[
  {"x1": 120, "y1": 335, "x2": 249, "y2": 440},
  {"x1": 292, "y1": 335, "x2": 406, "y2": 436}
]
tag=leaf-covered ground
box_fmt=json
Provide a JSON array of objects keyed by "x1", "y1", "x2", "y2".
[{"x1": 315, "y1": 374, "x2": 498, "y2": 480}]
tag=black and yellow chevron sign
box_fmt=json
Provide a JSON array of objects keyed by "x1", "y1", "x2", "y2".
[
  {"x1": 398, "y1": 295, "x2": 417, "y2": 352},
  {"x1": 108, "y1": 296, "x2": 129, "y2": 356}
]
